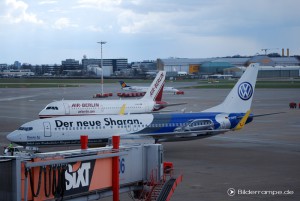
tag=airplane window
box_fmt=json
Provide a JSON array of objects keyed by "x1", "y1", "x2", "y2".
[{"x1": 18, "y1": 127, "x2": 33, "y2": 131}]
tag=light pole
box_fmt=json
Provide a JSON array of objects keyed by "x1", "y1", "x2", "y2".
[{"x1": 97, "y1": 41, "x2": 106, "y2": 94}]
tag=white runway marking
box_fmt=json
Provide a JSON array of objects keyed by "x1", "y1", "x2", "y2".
[
  {"x1": 0, "y1": 115, "x2": 33, "y2": 120},
  {"x1": 0, "y1": 95, "x2": 38, "y2": 101}
]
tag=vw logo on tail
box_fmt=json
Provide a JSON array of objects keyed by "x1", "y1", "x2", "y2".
[{"x1": 238, "y1": 82, "x2": 253, "y2": 100}]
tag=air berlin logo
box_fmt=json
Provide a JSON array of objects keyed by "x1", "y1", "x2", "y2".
[{"x1": 238, "y1": 82, "x2": 253, "y2": 100}]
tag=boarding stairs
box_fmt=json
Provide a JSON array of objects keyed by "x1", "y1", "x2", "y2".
[{"x1": 141, "y1": 164, "x2": 183, "y2": 201}]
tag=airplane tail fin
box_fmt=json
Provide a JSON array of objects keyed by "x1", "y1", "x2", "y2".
[
  {"x1": 203, "y1": 63, "x2": 259, "y2": 113},
  {"x1": 119, "y1": 81, "x2": 130, "y2": 89},
  {"x1": 141, "y1": 71, "x2": 166, "y2": 102}
]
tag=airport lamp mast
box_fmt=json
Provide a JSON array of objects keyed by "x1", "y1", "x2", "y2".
[{"x1": 97, "y1": 41, "x2": 107, "y2": 95}]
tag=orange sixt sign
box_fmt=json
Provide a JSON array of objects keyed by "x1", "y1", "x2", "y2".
[{"x1": 150, "y1": 72, "x2": 164, "y2": 96}]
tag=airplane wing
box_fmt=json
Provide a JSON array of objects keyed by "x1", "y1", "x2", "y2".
[
  {"x1": 156, "y1": 102, "x2": 187, "y2": 108},
  {"x1": 129, "y1": 129, "x2": 231, "y2": 142}
]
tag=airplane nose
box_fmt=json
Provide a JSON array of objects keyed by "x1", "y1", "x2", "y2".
[
  {"x1": 7, "y1": 131, "x2": 19, "y2": 142},
  {"x1": 38, "y1": 109, "x2": 47, "y2": 118},
  {"x1": 38, "y1": 110, "x2": 45, "y2": 116}
]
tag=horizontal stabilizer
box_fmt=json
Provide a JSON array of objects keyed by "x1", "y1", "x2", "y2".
[{"x1": 251, "y1": 111, "x2": 285, "y2": 118}]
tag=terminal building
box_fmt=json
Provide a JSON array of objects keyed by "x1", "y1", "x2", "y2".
[{"x1": 82, "y1": 58, "x2": 128, "y2": 73}]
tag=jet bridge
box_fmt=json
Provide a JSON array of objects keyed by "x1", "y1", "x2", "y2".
[{"x1": 0, "y1": 136, "x2": 182, "y2": 201}]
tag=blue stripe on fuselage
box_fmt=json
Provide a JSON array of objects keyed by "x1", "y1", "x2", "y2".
[{"x1": 136, "y1": 112, "x2": 252, "y2": 135}]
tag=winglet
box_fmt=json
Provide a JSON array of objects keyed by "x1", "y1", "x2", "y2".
[
  {"x1": 119, "y1": 104, "x2": 126, "y2": 115},
  {"x1": 233, "y1": 110, "x2": 251, "y2": 130}
]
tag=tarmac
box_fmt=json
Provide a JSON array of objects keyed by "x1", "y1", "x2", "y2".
[{"x1": 0, "y1": 81, "x2": 299, "y2": 201}]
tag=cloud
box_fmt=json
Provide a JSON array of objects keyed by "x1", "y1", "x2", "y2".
[
  {"x1": 38, "y1": 1, "x2": 57, "y2": 5},
  {"x1": 1, "y1": 0, "x2": 300, "y2": 64},
  {"x1": 52, "y1": 17, "x2": 78, "y2": 29},
  {"x1": 4, "y1": 0, "x2": 43, "y2": 24},
  {"x1": 87, "y1": 25, "x2": 104, "y2": 32},
  {"x1": 76, "y1": 0, "x2": 122, "y2": 10}
]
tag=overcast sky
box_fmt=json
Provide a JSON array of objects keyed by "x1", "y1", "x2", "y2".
[{"x1": 1, "y1": 0, "x2": 299, "y2": 64}]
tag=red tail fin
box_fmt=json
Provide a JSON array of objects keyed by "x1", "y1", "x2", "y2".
[
  {"x1": 154, "y1": 83, "x2": 164, "y2": 101},
  {"x1": 142, "y1": 71, "x2": 166, "y2": 101}
]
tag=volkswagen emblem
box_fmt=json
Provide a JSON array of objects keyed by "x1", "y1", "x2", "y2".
[{"x1": 238, "y1": 82, "x2": 253, "y2": 100}]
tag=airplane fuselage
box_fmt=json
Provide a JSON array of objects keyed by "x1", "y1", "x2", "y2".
[
  {"x1": 7, "y1": 112, "x2": 253, "y2": 146},
  {"x1": 39, "y1": 99, "x2": 158, "y2": 118}
]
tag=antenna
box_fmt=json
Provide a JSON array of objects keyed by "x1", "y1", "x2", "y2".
[{"x1": 260, "y1": 48, "x2": 279, "y2": 55}]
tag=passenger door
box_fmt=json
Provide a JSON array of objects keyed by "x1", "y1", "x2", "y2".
[
  {"x1": 43, "y1": 122, "x2": 51, "y2": 137},
  {"x1": 63, "y1": 102, "x2": 70, "y2": 115}
]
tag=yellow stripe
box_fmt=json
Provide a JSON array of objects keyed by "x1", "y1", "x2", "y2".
[
  {"x1": 119, "y1": 104, "x2": 126, "y2": 115},
  {"x1": 234, "y1": 110, "x2": 251, "y2": 130}
]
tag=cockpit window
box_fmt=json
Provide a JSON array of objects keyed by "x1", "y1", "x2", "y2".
[
  {"x1": 18, "y1": 127, "x2": 33, "y2": 131},
  {"x1": 46, "y1": 106, "x2": 58, "y2": 110}
]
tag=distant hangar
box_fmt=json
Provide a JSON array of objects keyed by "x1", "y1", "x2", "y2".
[{"x1": 157, "y1": 55, "x2": 300, "y2": 78}]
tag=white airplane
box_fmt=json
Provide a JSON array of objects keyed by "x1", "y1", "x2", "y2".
[
  {"x1": 119, "y1": 80, "x2": 180, "y2": 94},
  {"x1": 8, "y1": 63, "x2": 261, "y2": 147},
  {"x1": 38, "y1": 71, "x2": 183, "y2": 118}
]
